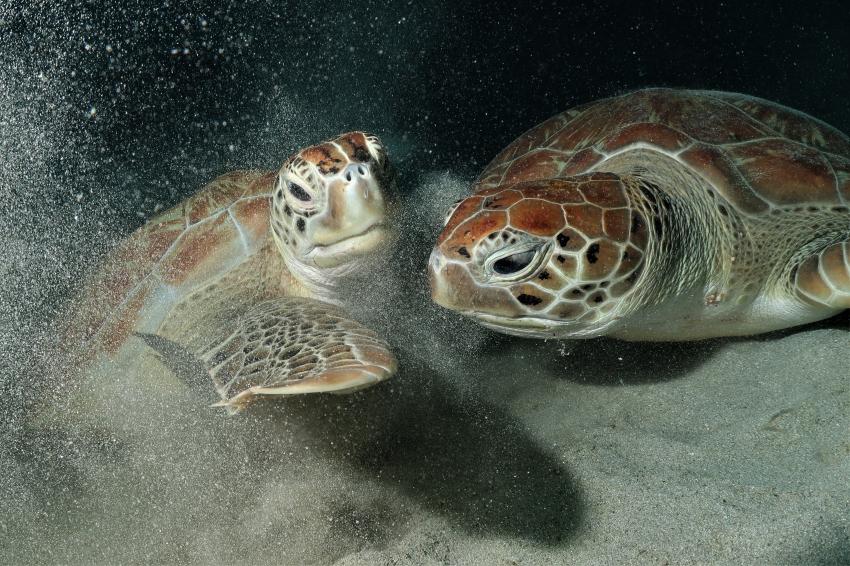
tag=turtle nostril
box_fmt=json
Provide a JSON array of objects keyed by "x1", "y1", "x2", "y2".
[{"x1": 343, "y1": 163, "x2": 370, "y2": 183}]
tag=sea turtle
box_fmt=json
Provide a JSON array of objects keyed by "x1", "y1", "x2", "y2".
[
  {"x1": 62, "y1": 131, "x2": 398, "y2": 412},
  {"x1": 429, "y1": 89, "x2": 850, "y2": 340}
]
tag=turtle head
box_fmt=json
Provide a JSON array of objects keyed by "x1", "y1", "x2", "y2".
[
  {"x1": 271, "y1": 132, "x2": 394, "y2": 290},
  {"x1": 429, "y1": 174, "x2": 650, "y2": 338}
]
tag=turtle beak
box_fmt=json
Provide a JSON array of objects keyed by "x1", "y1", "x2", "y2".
[
  {"x1": 429, "y1": 246, "x2": 532, "y2": 320},
  {"x1": 427, "y1": 248, "x2": 485, "y2": 313},
  {"x1": 308, "y1": 162, "x2": 390, "y2": 267},
  {"x1": 428, "y1": 248, "x2": 455, "y2": 310},
  {"x1": 318, "y1": 163, "x2": 385, "y2": 241}
]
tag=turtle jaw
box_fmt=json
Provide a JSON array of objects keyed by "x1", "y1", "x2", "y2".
[
  {"x1": 469, "y1": 311, "x2": 617, "y2": 339},
  {"x1": 308, "y1": 223, "x2": 390, "y2": 268},
  {"x1": 469, "y1": 312, "x2": 560, "y2": 337}
]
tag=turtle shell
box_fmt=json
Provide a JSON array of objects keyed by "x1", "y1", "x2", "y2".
[
  {"x1": 474, "y1": 89, "x2": 850, "y2": 215},
  {"x1": 63, "y1": 170, "x2": 276, "y2": 361}
]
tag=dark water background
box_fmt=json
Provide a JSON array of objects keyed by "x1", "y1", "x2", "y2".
[
  {"x1": 3, "y1": 0, "x2": 849, "y2": 321},
  {"x1": 3, "y1": 0, "x2": 849, "y2": 348},
  {"x1": 2, "y1": 2, "x2": 849, "y2": 564}
]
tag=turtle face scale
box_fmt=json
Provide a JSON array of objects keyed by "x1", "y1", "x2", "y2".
[
  {"x1": 271, "y1": 132, "x2": 393, "y2": 275},
  {"x1": 429, "y1": 174, "x2": 651, "y2": 338}
]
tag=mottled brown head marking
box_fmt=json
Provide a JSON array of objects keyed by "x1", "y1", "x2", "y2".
[
  {"x1": 271, "y1": 132, "x2": 393, "y2": 290},
  {"x1": 430, "y1": 173, "x2": 650, "y2": 337}
]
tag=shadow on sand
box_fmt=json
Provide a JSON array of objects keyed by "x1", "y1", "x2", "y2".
[
  {"x1": 11, "y1": 349, "x2": 583, "y2": 561},
  {"x1": 491, "y1": 309, "x2": 850, "y2": 387},
  {"x1": 249, "y1": 357, "x2": 585, "y2": 547},
  {"x1": 132, "y1": 294, "x2": 585, "y2": 545},
  {"x1": 125, "y1": 324, "x2": 585, "y2": 547}
]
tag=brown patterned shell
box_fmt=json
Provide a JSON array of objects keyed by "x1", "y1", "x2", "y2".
[
  {"x1": 63, "y1": 170, "x2": 276, "y2": 358},
  {"x1": 475, "y1": 89, "x2": 850, "y2": 214}
]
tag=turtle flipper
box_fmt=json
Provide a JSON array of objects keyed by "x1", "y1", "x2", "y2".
[
  {"x1": 134, "y1": 332, "x2": 221, "y2": 404},
  {"x1": 188, "y1": 297, "x2": 396, "y2": 414},
  {"x1": 793, "y1": 241, "x2": 850, "y2": 309}
]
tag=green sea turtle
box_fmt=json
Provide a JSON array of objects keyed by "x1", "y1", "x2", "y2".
[
  {"x1": 62, "y1": 132, "x2": 398, "y2": 412},
  {"x1": 429, "y1": 89, "x2": 850, "y2": 340}
]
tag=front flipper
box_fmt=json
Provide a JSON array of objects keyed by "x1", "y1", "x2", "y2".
[
  {"x1": 794, "y1": 241, "x2": 850, "y2": 309},
  {"x1": 188, "y1": 297, "x2": 396, "y2": 413},
  {"x1": 135, "y1": 332, "x2": 221, "y2": 405}
]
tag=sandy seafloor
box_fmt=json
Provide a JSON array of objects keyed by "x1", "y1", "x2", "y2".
[
  {"x1": 2, "y1": 3, "x2": 850, "y2": 565},
  {"x1": 6, "y1": 272, "x2": 850, "y2": 565}
]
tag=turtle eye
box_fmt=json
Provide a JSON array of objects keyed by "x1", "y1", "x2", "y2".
[
  {"x1": 493, "y1": 250, "x2": 536, "y2": 275},
  {"x1": 288, "y1": 181, "x2": 312, "y2": 202},
  {"x1": 486, "y1": 243, "x2": 549, "y2": 282}
]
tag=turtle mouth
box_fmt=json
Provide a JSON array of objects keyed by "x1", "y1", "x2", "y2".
[
  {"x1": 468, "y1": 312, "x2": 559, "y2": 337},
  {"x1": 470, "y1": 311, "x2": 617, "y2": 339},
  {"x1": 310, "y1": 224, "x2": 388, "y2": 267}
]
